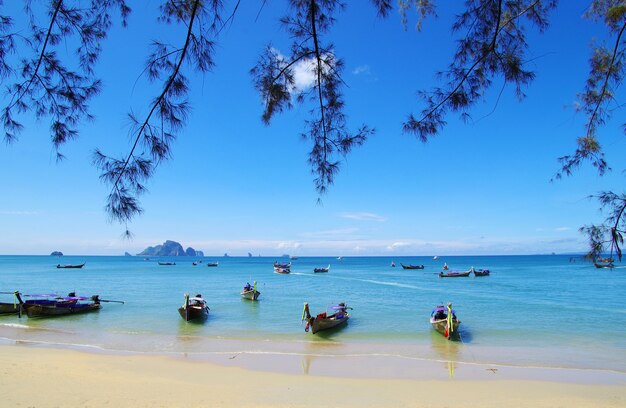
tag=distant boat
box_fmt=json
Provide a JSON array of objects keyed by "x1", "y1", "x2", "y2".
[
  {"x1": 56, "y1": 263, "x2": 85, "y2": 269},
  {"x1": 400, "y1": 263, "x2": 424, "y2": 270},
  {"x1": 274, "y1": 267, "x2": 291, "y2": 274},
  {"x1": 430, "y1": 303, "x2": 460, "y2": 340},
  {"x1": 273, "y1": 261, "x2": 291, "y2": 268},
  {"x1": 471, "y1": 267, "x2": 490, "y2": 276},
  {"x1": 433, "y1": 256, "x2": 439, "y2": 260},
  {"x1": 178, "y1": 293, "x2": 209, "y2": 321},
  {"x1": 192, "y1": 262, "x2": 198, "y2": 266},
  {"x1": 289, "y1": 255, "x2": 299, "y2": 260},
  {"x1": 439, "y1": 269, "x2": 471, "y2": 278},
  {"x1": 158, "y1": 262, "x2": 176, "y2": 266},
  {"x1": 240, "y1": 282, "x2": 260, "y2": 301},
  {"x1": 206, "y1": 262, "x2": 219, "y2": 267},
  {"x1": 302, "y1": 302, "x2": 351, "y2": 334},
  {"x1": 313, "y1": 264, "x2": 330, "y2": 273},
  {"x1": 337, "y1": 256, "x2": 343, "y2": 260},
  {"x1": 594, "y1": 257, "x2": 614, "y2": 269},
  {"x1": 391, "y1": 261, "x2": 396, "y2": 267}
]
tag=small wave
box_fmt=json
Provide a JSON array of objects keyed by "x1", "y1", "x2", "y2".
[{"x1": 0, "y1": 323, "x2": 30, "y2": 329}]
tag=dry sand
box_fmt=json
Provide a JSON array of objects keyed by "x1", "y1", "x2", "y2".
[{"x1": 0, "y1": 345, "x2": 624, "y2": 408}]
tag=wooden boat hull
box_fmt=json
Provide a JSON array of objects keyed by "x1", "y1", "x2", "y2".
[
  {"x1": 594, "y1": 262, "x2": 614, "y2": 269},
  {"x1": 0, "y1": 302, "x2": 20, "y2": 315},
  {"x1": 308, "y1": 315, "x2": 349, "y2": 334},
  {"x1": 430, "y1": 318, "x2": 461, "y2": 339},
  {"x1": 401, "y1": 264, "x2": 424, "y2": 270},
  {"x1": 206, "y1": 263, "x2": 219, "y2": 267},
  {"x1": 56, "y1": 263, "x2": 85, "y2": 269},
  {"x1": 241, "y1": 289, "x2": 260, "y2": 301},
  {"x1": 439, "y1": 271, "x2": 471, "y2": 277},
  {"x1": 22, "y1": 302, "x2": 101, "y2": 318},
  {"x1": 178, "y1": 305, "x2": 209, "y2": 321},
  {"x1": 473, "y1": 270, "x2": 490, "y2": 276}
]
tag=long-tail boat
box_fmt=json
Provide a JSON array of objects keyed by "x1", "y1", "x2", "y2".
[
  {"x1": 274, "y1": 266, "x2": 291, "y2": 274},
  {"x1": 430, "y1": 303, "x2": 460, "y2": 340},
  {"x1": 401, "y1": 263, "x2": 425, "y2": 270},
  {"x1": 302, "y1": 302, "x2": 351, "y2": 334},
  {"x1": 471, "y1": 267, "x2": 491, "y2": 276},
  {"x1": 206, "y1": 262, "x2": 219, "y2": 267},
  {"x1": 241, "y1": 282, "x2": 260, "y2": 301},
  {"x1": 273, "y1": 261, "x2": 291, "y2": 268},
  {"x1": 0, "y1": 291, "x2": 21, "y2": 315},
  {"x1": 158, "y1": 261, "x2": 176, "y2": 266},
  {"x1": 594, "y1": 257, "x2": 614, "y2": 269},
  {"x1": 439, "y1": 269, "x2": 471, "y2": 278},
  {"x1": 313, "y1": 264, "x2": 330, "y2": 273},
  {"x1": 178, "y1": 293, "x2": 209, "y2": 321},
  {"x1": 56, "y1": 263, "x2": 85, "y2": 269},
  {"x1": 15, "y1": 292, "x2": 110, "y2": 318}
]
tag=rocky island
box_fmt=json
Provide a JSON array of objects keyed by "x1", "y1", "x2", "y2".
[
  {"x1": 50, "y1": 251, "x2": 63, "y2": 256},
  {"x1": 138, "y1": 240, "x2": 204, "y2": 257}
]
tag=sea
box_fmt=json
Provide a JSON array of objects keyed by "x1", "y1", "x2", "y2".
[{"x1": 1, "y1": 255, "x2": 625, "y2": 380}]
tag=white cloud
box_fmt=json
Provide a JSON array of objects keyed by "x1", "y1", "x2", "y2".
[
  {"x1": 0, "y1": 210, "x2": 40, "y2": 216},
  {"x1": 386, "y1": 241, "x2": 411, "y2": 251},
  {"x1": 352, "y1": 65, "x2": 370, "y2": 75},
  {"x1": 339, "y1": 212, "x2": 387, "y2": 222}
]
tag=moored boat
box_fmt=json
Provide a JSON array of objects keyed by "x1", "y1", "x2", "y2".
[
  {"x1": 206, "y1": 262, "x2": 219, "y2": 267},
  {"x1": 241, "y1": 281, "x2": 260, "y2": 301},
  {"x1": 158, "y1": 261, "x2": 176, "y2": 266},
  {"x1": 0, "y1": 291, "x2": 21, "y2": 315},
  {"x1": 439, "y1": 269, "x2": 471, "y2": 278},
  {"x1": 56, "y1": 263, "x2": 85, "y2": 269},
  {"x1": 430, "y1": 303, "x2": 460, "y2": 340},
  {"x1": 178, "y1": 293, "x2": 209, "y2": 321},
  {"x1": 401, "y1": 263, "x2": 424, "y2": 270},
  {"x1": 15, "y1": 292, "x2": 107, "y2": 318},
  {"x1": 313, "y1": 264, "x2": 330, "y2": 273},
  {"x1": 302, "y1": 302, "x2": 351, "y2": 334}
]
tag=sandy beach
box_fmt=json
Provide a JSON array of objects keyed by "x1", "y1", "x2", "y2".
[{"x1": 1, "y1": 345, "x2": 624, "y2": 408}]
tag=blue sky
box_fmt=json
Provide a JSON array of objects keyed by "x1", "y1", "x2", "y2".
[{"x1": 0, "y1": 1, "x2": 624, "y2": 256}]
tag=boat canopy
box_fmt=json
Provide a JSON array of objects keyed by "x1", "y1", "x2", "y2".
[
  {"x1": 23, "y1": 293, "x2": 59, "y2": 298},
  {"x1": 329, "y1": 305, "x2": 347, "y2": 310},
  {"x1": 431, "y1": 306, "x2": 455, "y2": 313}
]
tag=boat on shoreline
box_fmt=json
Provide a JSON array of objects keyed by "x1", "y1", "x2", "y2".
[
  {"x1": 302, "y1": 302, "x2": 351, "y2": 334},
  {"x1": 15, "y1": 292, "x2": 104, "y2": 318},
  {"x1": 401, "y1": 263, "x2": 424, "y2": 270},
  {"x1": 56, "y1": 263, "x2": 85, "y2": 269},
  {"x1": 439, "y1": 269, "x2": 471, "y2": 278},
  {"x1": 313, "y1": 264, "x2": 330, "y2": 273},
  {"x1": 0, "y1": 291, "x2": 20, "y2": 315},
  {"x1": 178, "y1": 293, "x2": 209, "y2": 321},
  {"x1": 241, "y1": 282, "x2": 260, "y2": 301},
  {"x1": 430, "y1": 303, "x2": 460, "y2": 340}
]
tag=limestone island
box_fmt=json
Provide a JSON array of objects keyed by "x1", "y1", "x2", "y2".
[{"x1": 138, "y1": 240, "x2": 204, "y2": 257}]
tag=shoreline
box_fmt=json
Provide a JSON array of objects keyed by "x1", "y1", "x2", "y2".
[{"x1": 1, "y1": 344, "x2": 624, "y2": 408}]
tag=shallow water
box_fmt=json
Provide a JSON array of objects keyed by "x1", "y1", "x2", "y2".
[{"x1": 0, "y1": 255, "x2": 624, "y2": 375}]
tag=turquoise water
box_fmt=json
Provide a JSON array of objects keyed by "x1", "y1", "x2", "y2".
[{"x1": 1, "y1": 255, "x2": 625, "y2": 374}]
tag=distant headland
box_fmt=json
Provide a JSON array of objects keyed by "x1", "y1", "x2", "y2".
[{"x1": 137, "y1": 240, "x2": 204, "y2": 257}]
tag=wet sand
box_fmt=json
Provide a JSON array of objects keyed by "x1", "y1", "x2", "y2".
[{"x1": 1, "y1": 344, "x2": 624, "y2": 407}]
